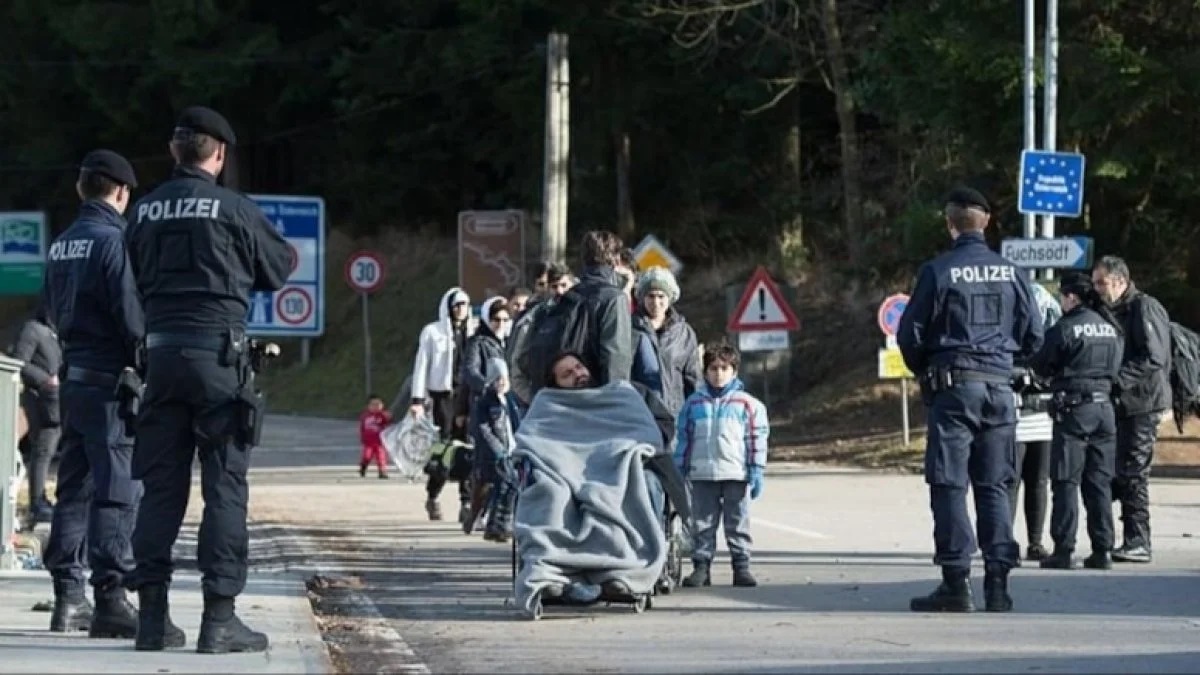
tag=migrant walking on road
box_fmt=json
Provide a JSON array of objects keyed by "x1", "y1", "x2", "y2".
[
  {"x1": 1092, "y1": 255, "x2": 1172, "y2": 563},
  {"x1": 631, "y1": 265, "x2": 702, "y2": 419},
  {"x1": 566, "y1": 231, "x2": 635, "y2": 387},
  {"x1": 1028, "y1": 272, "x2": 1124, "y2": 571},
  {"x1": 358, "y1": 394, "x2": 392, "y2": 479},
  {"x1": 124, "y1": 106, "x2": 291, "y2": 653},
  {"x1": 460, "y1": 297, "x2": 513, "y2": 530},
  {"x1": 41, "y1": 149, "x2": 144, "y2": 639},
  {"x1": 468, "y1": 357, "x2": 523, "y2": 541},
  {"x1": 409, "y1": 287, "x2": 476, "y2": 523},
  {"x1": 897, "y1": 186, "x2": 1043, "y2": 613},
  {"x1": 508, "y1": 262, "x2": 574, "y2": 407}
]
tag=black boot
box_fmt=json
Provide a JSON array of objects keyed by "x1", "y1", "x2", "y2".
[
  {"x1": 1039, "y1": 549, "x2": 1074, "y2": 570},
  {"x1": 1025, "y1": 543, "x2": 1048, "y2": 561},
  {"x1": 732, "y1": 560, "x2": 758, "y2": 588},
  {"x1": 1083, "y1": 550, "x2": 1112, "y2": 570},
  {"x1": 196, "y1": 594, "x2": 269, "y2": 654},
  {"x1": 910, "y1": 567, "x2": 974, "y2": 612},
  {"x1": 681, "y1": 562, "x2": 711, "y2": 588},
  {"x1": 135, "y1": 585, "x2": 187, "y2": 651},
  {"x1": 88, "y1": 588, "x2": 138, "y2": 639},
  {"x1": 983, "y1": 563, "x2": 1013, "y2": 613},
  {"x1": 49, "y1": 580, "x2": 91, "y2": 633}
]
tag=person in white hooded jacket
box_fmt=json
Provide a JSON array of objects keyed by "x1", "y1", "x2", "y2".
[{"x1": 410, "y1": 287, "x2": 477, "y2": 521}]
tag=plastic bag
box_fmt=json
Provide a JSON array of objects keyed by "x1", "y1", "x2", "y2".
[{"x1": 381, "y1": 412, "x2": 441, "y2": 480}]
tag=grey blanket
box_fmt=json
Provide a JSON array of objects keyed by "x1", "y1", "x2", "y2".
[{"x1": 512, "y1": 382, "x2": 667, "y2": 613}]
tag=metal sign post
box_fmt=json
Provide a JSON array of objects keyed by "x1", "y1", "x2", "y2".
[
  {"x1": 345, "y1": 251, "x2": 386, "y2": 397},
  {"x1": 877, "y1": 295, "x2": 913, "y2": 448}
]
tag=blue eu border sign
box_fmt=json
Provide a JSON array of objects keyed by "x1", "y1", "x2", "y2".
[
  {"x1": 1018, "y1": 150, "x2": 1086, "y2": 218},
  {"x1": 245, "y1": 195, "x2": 325, "y2": 338}
]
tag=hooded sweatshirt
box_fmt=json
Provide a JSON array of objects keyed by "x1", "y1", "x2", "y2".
[
  {"x1": 411, "y1": 287, "x2": 474, "y2": 400},
  {"x1": 462, "y1": 296, "x2": 510, "y2": 404}
]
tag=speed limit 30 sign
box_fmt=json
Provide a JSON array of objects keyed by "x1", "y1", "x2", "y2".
[{"x1": 345, "y1": 251, "x2": 386, "y2": 293}]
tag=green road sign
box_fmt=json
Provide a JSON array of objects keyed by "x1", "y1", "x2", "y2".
[{"x1": 0, "y1": 212, "x2": 46, "y2": 296}]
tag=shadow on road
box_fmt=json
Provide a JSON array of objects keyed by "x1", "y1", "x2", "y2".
[
  {"x1": 728, "y1": 651, "x2": 1200, "y2": 674},
  {"x1": 230, "y1": 517, "x2": 1200, "y2": 622}
]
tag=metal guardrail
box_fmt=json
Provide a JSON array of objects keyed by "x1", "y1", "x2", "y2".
[{"x1": 0, "y1": 354, "x2": 23, "y2": 570}]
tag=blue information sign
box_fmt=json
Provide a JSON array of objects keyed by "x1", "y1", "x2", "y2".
[{"x1": 245, "y1": 195, "x2": 326, "y2": 337}]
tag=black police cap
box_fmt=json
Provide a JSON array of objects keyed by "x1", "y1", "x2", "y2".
[
  {"x1": 174, "y1": 106, "x2": 237, "y2": 146},
  {"x1": 944, "y1": 186, "x2": 991, "y2": 214},
  {"x1": 79, "y1": 149, "x2": 138, "y2": 188}
]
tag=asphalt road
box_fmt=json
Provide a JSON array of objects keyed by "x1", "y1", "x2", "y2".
[{"x1": 248, "y1": 414, "x2": 1200, "y2": 674}]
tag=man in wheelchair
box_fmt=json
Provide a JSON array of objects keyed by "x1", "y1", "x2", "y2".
[{"x1": 508, "y1": 352, "x2": 691, "y2": 616}]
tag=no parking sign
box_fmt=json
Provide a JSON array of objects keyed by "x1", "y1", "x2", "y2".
[{"x1": 877, "y1": 294, "x2": 909, "y2": 337}]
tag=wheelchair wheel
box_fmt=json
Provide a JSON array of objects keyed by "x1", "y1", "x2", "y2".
[
  {"x1": 525, "y1": 593, "x2": 543, "y2": 621},
  {"x1": 632, "y1": 594, "x2": 649, "y2": 613},
  {"x1": 662, "y1": 512, "x2": 684, "y2": 593}
]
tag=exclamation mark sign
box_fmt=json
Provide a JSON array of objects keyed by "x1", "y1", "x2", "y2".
[{"x1": 758, "y1": 287, "x2": 767, "y2": 321}]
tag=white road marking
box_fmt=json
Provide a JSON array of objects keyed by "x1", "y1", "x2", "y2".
[{"x1": 755, "y1": 517, "x2": 832, "y2": 540}]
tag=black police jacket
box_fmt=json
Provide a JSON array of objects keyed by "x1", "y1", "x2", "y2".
[
  {"x1": 1109, "y1": 284, "x2": 1172, "y2": 416},
  {"x1": 42, "y1": 200, "x2": 144, "y2": 372},
  {"x1": 1028, "y1": 305, "x2": 1123, "y2": 395},
  {"x1": 897, "y1": 231, "x2": 1044, "y2": 377},
  {"x1": 125, "y1": 165, "x2": 291, "y2": 333}
]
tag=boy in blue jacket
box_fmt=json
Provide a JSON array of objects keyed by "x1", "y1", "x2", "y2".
[{"x1": 674, "y1": 341, "x2": 770, "y2": 587}]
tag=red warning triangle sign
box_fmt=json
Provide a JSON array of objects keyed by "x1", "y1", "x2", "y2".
[{"x1": 727, "y1": 266, "x2": 800, "y2": 332}]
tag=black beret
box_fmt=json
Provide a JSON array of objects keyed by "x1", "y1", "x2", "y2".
[
  {"x1": 80, "y1": 149, "x2": 138, "y2": 188},
  {"x1": 1059, "y1": 272, "x2": 1093, "y2": 298},
  {"x1": 944, "y1": 186, "x2": 991, "y2": 214},
  {"x1": 174, "y1": 105, "x2": 237, "y2": 145}
]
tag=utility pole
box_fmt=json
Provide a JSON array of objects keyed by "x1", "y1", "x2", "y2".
[
  {"x1": 1022, "y1": 0, "x2": 1036, "y2": 243},
  {"x1": 1041, "y1": 0, "x2": 1059, "y2": 281},
  {"x1": 541, "y1": 32, "x2": 570, "y2": 266}
]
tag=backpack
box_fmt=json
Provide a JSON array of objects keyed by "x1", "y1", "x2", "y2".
[
  {"x1": 521, "y1": 288, "x2": 592, "y2": 396},
  {"x1": 1168, "y1": 321, "x2": 1200, "y2": 433}
]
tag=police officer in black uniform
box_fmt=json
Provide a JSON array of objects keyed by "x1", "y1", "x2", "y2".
[
  {"x1": 1028, "y1": 273, "x2": 1123, "y2": 570},
  {"x1": 123, "y1": 107, "x2": 291, "y2": 653},
  {"x1": 898, "y1": 187, "x2": 1043, "y2": 613},
  {"x1": 41, "y1": 150, "x2": 145, "y2": 637}
]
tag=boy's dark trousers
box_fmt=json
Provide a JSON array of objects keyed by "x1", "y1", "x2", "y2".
[{"x1": 689, "y1": 479, "x2": 753, "y2": 569}]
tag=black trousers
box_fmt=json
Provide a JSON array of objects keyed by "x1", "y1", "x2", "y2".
[
  {"x1": 1050, "y1": 401, "x2": 1116, "y2": 553},
  {"x1": 924, "y1": 382, "x2": 1019, "y2": 571},
  {"x1": 425, "y1": 389, "x2": 469, "y2": 502},
  {"x1": 1008, "y1": 441, "x2": 1050, "y2": 546},
  {"x1": 1113, "y1": 411, "x2": 1162, "y2": 549},
  {"x1": 20, "y1": 389, "x2": 59, "y2": 509},
  {"x1": 43, "y1": 379, "x2": 140, "y2": 596},
  {"x1": 125, "y1": 346, "x2": 252, "y2": 599}
]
